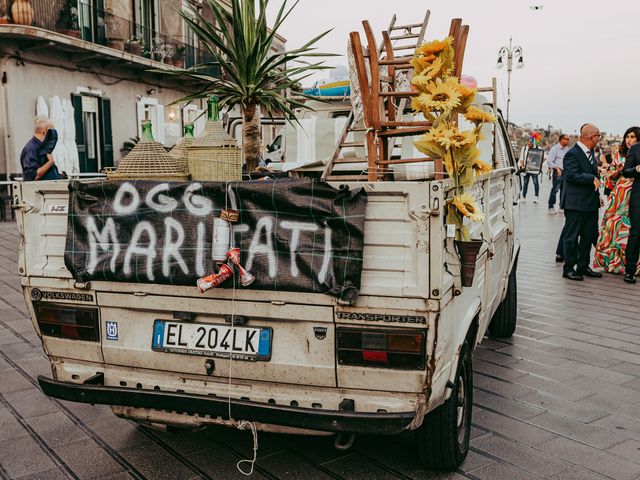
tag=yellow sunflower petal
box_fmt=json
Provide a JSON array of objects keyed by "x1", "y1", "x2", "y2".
[
  {"x1": 451, "y1": 193, "x2": 485, "y2": 223},
  {"x1": 472, "y1": 159, "x2": 493, "y2": 176},
  {"x1": 413, "y1": 77, "x2": 462, "y2": 115},
  {"x1": 464, "y1": 106, "x2": 496, "y2": 125},
  {"x1": 416, "y1": 37, "x2": 453, "y2": 56}
]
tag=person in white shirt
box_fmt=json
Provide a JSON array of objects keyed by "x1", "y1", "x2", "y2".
[{"x1": 546, "y1": 134, "x2": 570, "y2": 213}]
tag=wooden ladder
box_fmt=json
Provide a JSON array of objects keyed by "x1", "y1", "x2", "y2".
[{"x1": 321, "y1": 11, "x2": 431, "y2": 181}]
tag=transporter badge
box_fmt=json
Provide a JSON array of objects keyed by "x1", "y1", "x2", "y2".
[{"x1": 313, "y1": 326, "x2": 328, "y2": 340}]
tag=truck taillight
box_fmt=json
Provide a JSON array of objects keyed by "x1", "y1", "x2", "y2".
[
  {"x1": 33, "y1": 303, "x2": 99, "y2": 341},
  {"x1": 337, "y1": 328, "x2": 425, "y2": 369}
]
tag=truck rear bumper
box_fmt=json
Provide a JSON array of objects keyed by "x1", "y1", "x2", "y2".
[{"x1": 38, "y1": 375, "x2": 415, "y2": 434}]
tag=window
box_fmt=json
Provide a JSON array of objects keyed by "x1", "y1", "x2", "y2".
[{"x1": 136, "y1": 97, "x2": 165, "y2": 144}]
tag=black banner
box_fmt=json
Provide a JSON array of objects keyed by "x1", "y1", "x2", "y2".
[{"x1": 64, "y1": 179, "x2": 367, "y2": 303}]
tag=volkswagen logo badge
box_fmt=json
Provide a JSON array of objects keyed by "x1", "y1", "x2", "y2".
[{"x1": 31, "y1": 288, "x2": 43, "y2": 301}]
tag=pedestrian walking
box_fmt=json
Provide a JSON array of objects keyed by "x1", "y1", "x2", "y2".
[
  {"x1": 518, "y1": 139, "x2": 540, "y2": 203},
  {"x1": 560, "y1": 124, "x2": 603, "y2": 281},
  {"x1": 547, "y1": 134, "x2": 570, "y2": 214},
  {"x1": 20, "y1": 116, "x2": 60, "y2": 181},
  {"x1": 593, "y1": 127, "x2": 640, "y2": 274}
]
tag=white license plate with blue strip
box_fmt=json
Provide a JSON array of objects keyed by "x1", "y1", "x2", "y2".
[{"x1": 152, "y1": 320, "x2": 272, "y2": 361}]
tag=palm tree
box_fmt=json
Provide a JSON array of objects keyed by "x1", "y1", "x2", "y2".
[{"x1": 168, "y1": 0, "x2": 334, "y2": 172}]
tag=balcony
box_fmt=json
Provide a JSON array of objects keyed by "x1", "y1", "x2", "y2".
[{"x1": 0, "y1": 0, "x2": 220, "y2": 77}]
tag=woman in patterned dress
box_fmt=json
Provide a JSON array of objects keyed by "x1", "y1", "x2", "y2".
[{"x1": 593, "y1": 126, "x2": 640, "y2": 273}]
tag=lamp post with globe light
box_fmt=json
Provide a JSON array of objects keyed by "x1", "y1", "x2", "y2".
[{"x1": 496, "y1": 37, "x2": 524, "y2": 132}]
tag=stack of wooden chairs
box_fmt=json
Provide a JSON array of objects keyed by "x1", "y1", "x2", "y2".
[{"x1": 322, "y1": 16, "x2": 471, "y2": 182}]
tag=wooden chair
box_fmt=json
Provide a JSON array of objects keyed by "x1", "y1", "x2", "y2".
[
  {"x1": 322, "y1": 12, "x2": 431, "y2": 182},
  {"x1": 355, "y1": 18, "x2": 470, "y2": 181}
]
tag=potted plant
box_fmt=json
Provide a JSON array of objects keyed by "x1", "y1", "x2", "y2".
[
  {"x1": 55, "y1": 0, "x2": 80, "y2": 37},
  {"x1": 0, "y1": 0, "x2": 11, "y2": 24},
  {"x1": 125, "y1": 36, "x2": 142, "y2": 56},
  {"x1": 172, "y1": 45, "x2": 186, "y2": 68},
  {"x1": 412, "y1": 37, "x2": 496, "y2": 287}
]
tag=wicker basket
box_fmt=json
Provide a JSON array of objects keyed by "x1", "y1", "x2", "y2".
[
  {"x1": 188, "y1": 120, "x2": 242, "y2": 181},
  {"x1": 187, "y1": 96, "x2": 242, "y2": 182},
  {"x1": 168, "y1": 123, "x2": 195, "y2": 173},
  {"x1": 108, "y1": 120, "x2": 190, "y2": 181}
]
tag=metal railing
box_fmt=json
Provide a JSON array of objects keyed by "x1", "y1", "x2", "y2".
[{"x1": 2, "y1": 0, "x2": 220, "y2": 76}]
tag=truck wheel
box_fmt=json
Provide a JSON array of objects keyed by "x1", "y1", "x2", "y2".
[
  {"x1": 488, "y1": 266, "x2": 517, "y2": 338},
  {"x1": 415, "y1": 342, "x2": 472, "y2": 471}
]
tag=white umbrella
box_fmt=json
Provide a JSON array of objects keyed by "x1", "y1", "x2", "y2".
[
  {"x1": 49, "y1": 96, "x2": 69, "y2": 174},
  {"x1": 36, "y1": 96, "x2": 49, "y2": 118},
  {"x1": 62, "y1": 99, "x2": 79, "y2": 173}
]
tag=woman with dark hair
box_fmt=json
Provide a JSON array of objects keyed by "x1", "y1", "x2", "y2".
[{"x1": 593, "y1": 126, "x2": 640, "y2": 273}]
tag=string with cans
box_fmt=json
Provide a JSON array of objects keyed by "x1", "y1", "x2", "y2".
[
  {"x1": 196, "y1": 206, "x2": 255, "y2": 292},
  {"x1": 195, "y1": 183, "x2": 259, "y2": 475}
]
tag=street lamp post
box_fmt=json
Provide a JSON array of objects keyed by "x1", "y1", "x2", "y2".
[{"x1": 496, "y1": 37, "x2": 524, "y2": 132}]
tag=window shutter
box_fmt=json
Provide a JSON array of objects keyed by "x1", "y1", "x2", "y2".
[
  {"x1": 99, "y1": 97, "x2": 114, "y2": 168},
  {"x1": 71, "y1": 94, "x2": 87, "y2": 172},
  {"x1": 94, "y1": 0, "x2": 107, "y2": 45}
]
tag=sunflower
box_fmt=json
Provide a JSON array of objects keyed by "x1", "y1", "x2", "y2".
[
  {"x1": 410, "y1": 54, "x2": 436, "y2": 75},
  {"x1": 412, "y1": 77, "x2": 462, "y2": 114},
  {"x1": 416, "y1": 37, "x2": 453, "y2": 56},
  {"x1": 464, "y1": 106, "x2": 496, "y2": 125},
  {"x1": 455, "y1": 83, "x2": 477, "y2": 112},
  {"x1": 411, "y1": 57, "x2": 453, "y2": 89},
  {"x1": 472, "y1": 159, "x2": 493, "y2": 176},
  {"x1": 438, "y1": 127, "x2": 476, "y2": 150},
  {"x1": 450, "y1": 192, "x2": 485, "y2": 223},
  {"x1": 422, "y1": 121, "x2": 452, "y2": 146}
]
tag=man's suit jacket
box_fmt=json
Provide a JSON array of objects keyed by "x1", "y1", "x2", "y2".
[
  {"x1": 560, "y1": 144, "x2": 599, "y2": 211},
  {"x1": 622, "y1": 142, "x2": 640, "y2": 208}
]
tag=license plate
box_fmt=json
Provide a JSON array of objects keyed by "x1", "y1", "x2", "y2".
[{"x1": 151, "y1": 320, "x2": 272, "y2": 361}]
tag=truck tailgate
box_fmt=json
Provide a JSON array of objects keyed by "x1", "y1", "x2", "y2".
[{"x1": 98, "y1": 292, "x2": 337, "y2": 387}]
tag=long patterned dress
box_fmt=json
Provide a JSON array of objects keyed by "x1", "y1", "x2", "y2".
[{"x1": 593, "y1": 158, "x2": 637, "y2": 272}]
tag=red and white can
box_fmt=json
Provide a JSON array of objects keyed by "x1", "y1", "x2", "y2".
[
  {"x1": 196, "y1": 263, "x2": 234, "y2": 293},
  {"x1": 211, "y1": 218, "x2": 230, "y2": 262},
  {"x1": 226, "y1": 247, "x2": 255, "y2": 287}
]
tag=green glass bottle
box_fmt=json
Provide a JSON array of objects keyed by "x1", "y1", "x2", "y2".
[
  {"x1": 140, "y1": 119, "x2": 155, "y2": 142},
  {"x1": 183, "y1": 123, "x2": 195, "y2": 138},
  {"x1": 207, "y1": 96, "x2": 219, "y2": 122}
]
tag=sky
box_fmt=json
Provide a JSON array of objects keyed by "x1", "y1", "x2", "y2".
[{"x1": 268, "y1": 0, "x2": 640, "y2": 136}]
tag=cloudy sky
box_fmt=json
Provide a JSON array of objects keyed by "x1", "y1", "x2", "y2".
[{"x1": 270, "y1": 0, "x2": 639, "y2": 136}]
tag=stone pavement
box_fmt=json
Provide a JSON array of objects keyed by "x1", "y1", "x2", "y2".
[{"x1": 0, "y1": 179, "x2": 639, "y2": 479}]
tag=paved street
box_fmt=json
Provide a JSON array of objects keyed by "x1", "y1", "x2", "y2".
[{"x1": 1, "y1": 179, "x2": 640, "y2": 480}]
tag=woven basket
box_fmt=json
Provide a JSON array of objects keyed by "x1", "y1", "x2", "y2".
[
  {"x1": 169, "y1": 132, "x2": 195, "y2": 173},
  {"x1": 187, "y1": 120, "x2": 242, "y2": 182},
  {"x1": 108, "y1": 124, "x2": 190, "y2": 181}
]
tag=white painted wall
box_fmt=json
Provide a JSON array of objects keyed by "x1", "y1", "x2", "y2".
[{"x1": 1, "y1": 52, "x2": 194, "y2": 175}]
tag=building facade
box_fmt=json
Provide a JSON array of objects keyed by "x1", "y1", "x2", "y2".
[{"x1": 0, "y1": 0, "x2": 288, "y2": 178}]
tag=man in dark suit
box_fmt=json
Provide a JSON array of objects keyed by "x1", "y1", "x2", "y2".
[
  {"x1": 622, "y1": 142, "x2": 640, "y2": 283},
  {"x1": 560, "y1": 124, "x2": 603, "y2": 280}
]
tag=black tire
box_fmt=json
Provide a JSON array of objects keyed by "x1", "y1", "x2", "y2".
[
  {"x1": 415, "y1": 342, "x2": 472, "y2": 471},
  {"x1": 488, "y1": 265, "x2": 517, "y2": 338}
]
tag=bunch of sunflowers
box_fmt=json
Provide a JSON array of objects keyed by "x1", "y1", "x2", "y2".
[{"x1": 411, "y1": 37, "x2": 495, "y2": 241}]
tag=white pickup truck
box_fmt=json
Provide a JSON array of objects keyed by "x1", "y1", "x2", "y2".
[{"x1": 14, "y1": 114, "x2": 519, "y2": 472}]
